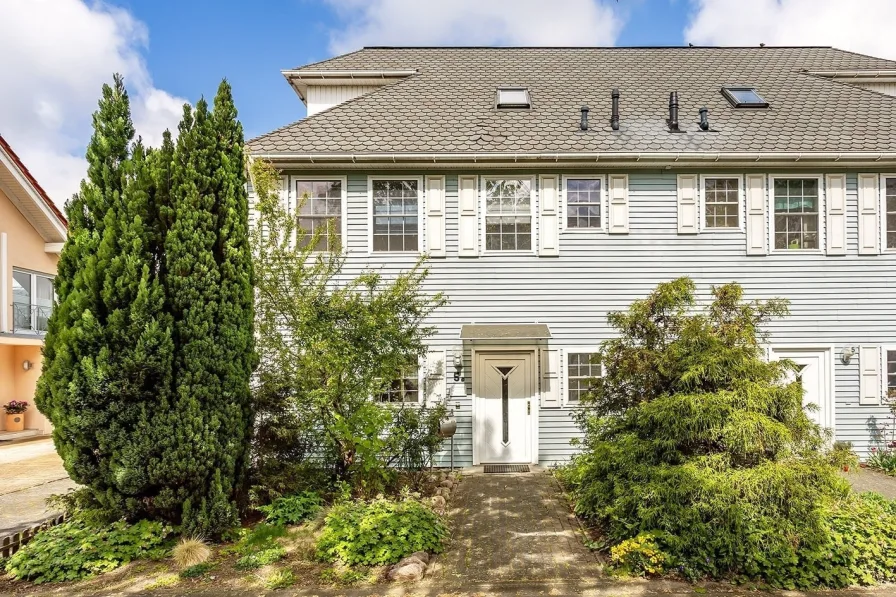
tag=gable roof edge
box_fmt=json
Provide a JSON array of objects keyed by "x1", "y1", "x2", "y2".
[{"x1": 0, "y1": 135, "x2": 67, "y2": 242}]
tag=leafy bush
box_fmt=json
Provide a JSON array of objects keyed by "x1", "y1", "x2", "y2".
[
  {"x1": 868, "y1": 448, "x2": 896, "y2": 475},
  {"x1": 828, "y1": 441, "x2": 859, "y2": 470},
  {"x1": 236, "y1": 523, "x2": 287, "y2": 552},
  {"x1": 609, "y1": 532, "x2": 671, "y2": 577},
  {"x1": 5, "y1": 519, "x2": 173, "y2": 583},
  {"x1": 562, "y1": 279, "x2": 875, "y2": 589},
  {"x1": 235, "y1": 546, "x2": 286, "y2": 570},
  {"x1": 316, "y1": 494, "x2": 447, "y2": 565},
  {"x1": 257, "y1": 491, "x2": 322, "y2": 525}
]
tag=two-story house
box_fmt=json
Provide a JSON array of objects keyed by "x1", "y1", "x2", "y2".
[
  {"x1": 0, "y1": 134, "x2": 66, "y2": 438},
  {"x1": 249, "y1": 47, "x2": 896, "y2": 467}
]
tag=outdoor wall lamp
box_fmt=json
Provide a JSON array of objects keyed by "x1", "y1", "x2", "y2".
[
  {"x1": 22, "y1": 360, "x2": 33, "y2": 371},
  {"x1": 452, "y1": 349, "x2": 464, "y2": 382},
  {"x1": 840, "y1": 346, "x2": 856, "y2": 365}
]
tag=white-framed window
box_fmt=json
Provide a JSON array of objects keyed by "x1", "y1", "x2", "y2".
[
  {"x1": 886, "y1": 347, "x2": 896, "y2": 402},
  {"x1": 565, "y1": 351, "x2": 601, "y2": 404},
  {"x1": 770, "y1": 175, "x2": 823, "y2": 251},
  {"x1": 884, "y1": 176, "x2": 896, "y2": 250},
  {"x1": 294, "y1": 177, "x2": 346, "y2": 251},
  {"x1": 369, "y1": 177, "x2": 422, "y2": 253},
  {"x1": 562, "y1": 176, "x2": 604, "y2": 231},
  {"x1": 376, "y1": 365, "x2": 421, "y2": 403},
  {"x1": 12, "y1": 268, "x2": 54, "y2": 333},
  {"x1": 701, "y1": 175, "x2": 742, "y2": 230},
  {"x1": 482, "y1": 177, "x2": 535, "y2": 252}
]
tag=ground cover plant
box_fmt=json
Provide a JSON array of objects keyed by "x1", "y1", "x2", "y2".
[{"x1": 559, "y1": 278, "x2": 896, "y2": 589}]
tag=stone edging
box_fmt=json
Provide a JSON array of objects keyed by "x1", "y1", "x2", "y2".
[{"x1": 0, "y1": 514, "x2": 65, "y2": 558}]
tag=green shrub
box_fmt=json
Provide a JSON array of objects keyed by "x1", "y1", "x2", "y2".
[
  {"x1": 237, "y1": 523, "x2": 287, "y2": 552},
  {"x1": 235, "y1": 546, "x2": 286, "y2": 570},
  {"x1": 264, "y1": 568, "x2": 296, "y2": 589},
  {"x1": 5, "y1": 519, "x2": 173, "y2": 583},
  {"x1": 179, "y1": 561, "x2": 216, "y2": 578},
  {"x1": 828, "y1": 441, "x2": 860, "y2": 470},
  {"x1": 257, "y1": 491, "x2": 322, "y2": 526},
  {"x1": 316, "y1": 495, "x2": 447, "y2": 566},
  {"x1": 609, "y1": 532, "x2": 671, "y2": 577},
  {"x1": 867, "y1": 448, "x2": 896, "y2": 475},
  {"x1": 563, "y1": 279, "x2": 887, "y2": 589}
]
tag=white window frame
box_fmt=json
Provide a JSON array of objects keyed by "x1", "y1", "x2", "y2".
[
  {"x1": 375, "y1": 360, "x2": 424, "y2": 405},
  {"x1": 11, "y1": 267, "x2": 54, "y2": 333},
  {"x1": 884, "y1": 344, "x2": 896, "y2": 403},
  {"x1": 367, "y1": 175, "x2": 424, "y2": 255},
  {"x1": 882, "y1": 174, "x2": 896, "y2": 253},
  {"x1": 480, "y1": 175, "x2": 537, "y2": 254},
  {"x1": 562, "y1": 347, "x2": 602, "y2": 407},
  {"x1": 561, "y1": 175, "x2": 606, "y2": 233},
  {"x1": 768, "y1": 174, "x2": 825, "y2": 253},
  {"x1": 290, "y1": 175, "x2": 348, "y2": 252},
  {"x1": 699, "y1": 174, "x2": 744, "y2": 232}
]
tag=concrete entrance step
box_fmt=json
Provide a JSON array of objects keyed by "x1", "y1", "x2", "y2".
[{"x1": 0, "y1": 429, "x2": 40, "y2": 442}]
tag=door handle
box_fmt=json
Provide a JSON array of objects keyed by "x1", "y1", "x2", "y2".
[{"x1": 527, "y1": 400, "x2": 531, "y2": 415}]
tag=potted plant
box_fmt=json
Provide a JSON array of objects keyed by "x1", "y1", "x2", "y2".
[{"x1": 4, "y1": 400, "x2": 28, "y2": 432}]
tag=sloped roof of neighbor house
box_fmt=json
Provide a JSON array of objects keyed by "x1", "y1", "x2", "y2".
[
  {"x1": 0, "y1": 134, "x2": 67, "y2": 243},
  {"x1": 250, "y1": 46, "x2": 896, "y2": 156}
]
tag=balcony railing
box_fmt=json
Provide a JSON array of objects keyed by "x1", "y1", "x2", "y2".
[{"x1": 11, "y1": 303, "x2": 52, "y2": 335}]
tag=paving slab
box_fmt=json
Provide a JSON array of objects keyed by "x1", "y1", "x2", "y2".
[
  {"x1": 0, "y1": 439, "x2": 75, "y2": 536},
  {"x1": 842, "y1": 467, "x2": 896, "y2": 500}
]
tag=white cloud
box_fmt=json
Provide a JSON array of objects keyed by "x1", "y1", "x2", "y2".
[
  {"x1": 685, "y1": 0, "x2": 896, "y2": 61},
  {"x1": 0, "y1": 0, "x2": 187, "y2": 207},
  {"x1": 325, "y1": 0, "x2": 625, "y2": 54}
]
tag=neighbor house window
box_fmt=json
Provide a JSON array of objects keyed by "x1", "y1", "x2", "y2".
[
  {"x1": 372, "y1": 179, "x2": 419, "y2": 252},
  {"x1": 887, "y1": 350, "x2": 896, "y2": 399},
  {"x1": 484, "y1": 178, "x2": 532, "y2": 251},
  {"x1": 296, "y1": 179, "x2": 342, "y2": 251},
  {"x1": 886, "y1": 177, "x2": 896, "y2": 250},
  {"x1": 773, "y1": 178, "x2": 820, "y2": 250},
  {"x1": 12, "y1": 269, "x2": 54, "y2": 333},
  {"x1": 567, "y1": 352, "x2": 601, "y2": 403},
  {"x1": 377, "y1": 367, "x2": 420, "y2": 403},
  {"x1": 565, "y1": 178, "x2": 602, "y2": 229},
  {"x1": 703, "y1": 177, "x2": 740, "y2": 229}
]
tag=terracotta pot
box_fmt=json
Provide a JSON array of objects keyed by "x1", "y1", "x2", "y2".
[{"x1": 5, "y1": 413, "x2": 25, "y2": 432}]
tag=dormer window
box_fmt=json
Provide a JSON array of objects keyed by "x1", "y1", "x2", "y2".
[
  {"x1": 721, "y1": 87, "x2": 769, "y2": 108},
  {"x1": 496, "y1": 87, "x2": 530, "y2": 108}
]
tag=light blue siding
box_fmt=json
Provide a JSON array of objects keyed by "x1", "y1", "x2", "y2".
[{"x1": 290, "y1": 169, "x2": 895, "y2": 464}]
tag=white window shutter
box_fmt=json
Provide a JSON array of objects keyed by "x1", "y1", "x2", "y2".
[
  {"x1": 608, "y1": 174, "x2": 629, "y2": 234},
  {"x1": 458, "y1": 175, "x2": 479, "y2": 257},
  {"x1": 745, "y1": 174, "x2": 768, "y2": 255},
  {"x1": 677, "y1": 174, "x2": 699, "y2": 234},
  {"x1": 541, "y1": 348, "x2": 560, "y2": 408},
  {"x1": 425, "y1": 176, "x2": 446, "y2": 257},
  {"x1": 857, "y1": 173, "x2": 880, "y2": 255},
  {"x1": 538, "y1": 175, "x2": 560, "y2": 256},
  {"x1": 425, "y1": 350, "x2": 447, "y2": 405},
  {"x1": 859, "y1": 346, "x2": 881, "y2": 405},
  {"x1": 825, "y1": 174, "x2": 847, "y2": 255},
  {"x1": 280, "y1": 175, "x2": 290, "y2": 210}
]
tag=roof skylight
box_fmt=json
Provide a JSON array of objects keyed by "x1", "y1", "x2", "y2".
[
  {"x1": 496, "y1": 87, "x2": 530, "y2": 108},
  {"x1": 721, "y1": 87, "x2": 769, "y2": 108}
]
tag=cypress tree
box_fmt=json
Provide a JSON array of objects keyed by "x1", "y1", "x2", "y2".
[{"x1": 37, "y1": 76, "x2": 173, "y2": 517}]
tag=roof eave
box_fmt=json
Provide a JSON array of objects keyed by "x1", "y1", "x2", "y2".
[
  {"x1": 280, "y1": 69, "x2": 418, "y2": 105},
  {"x1": 0, "y1": 137, "x2": 67, "y2": 242},
  {"x1": 249, "y1": 150, "x2": 896, "y2": 168}
]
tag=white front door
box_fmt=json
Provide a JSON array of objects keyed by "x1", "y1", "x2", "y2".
[
  {"x1": 773, "y1": 348, "x2": 834, "y2": 431},
  {"x1": 475, "y1": 352, "x2": 534, "y2": 464}
]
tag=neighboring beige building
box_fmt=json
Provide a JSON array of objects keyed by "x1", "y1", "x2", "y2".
[{"x1": 0, "y1": 135, "x2": 66, "y2": 438}]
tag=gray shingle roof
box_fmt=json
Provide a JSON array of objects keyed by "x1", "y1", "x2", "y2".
[{"x1": 250, "y1": 47, "x2": 896, "y2": 155}]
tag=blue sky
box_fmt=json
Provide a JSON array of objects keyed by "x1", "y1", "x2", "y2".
[
  {"x1": 2, "y1": 0, "x2": 894, "y2": 205},
  {"x1": 120, "y1": 0, "x2": 689, "y2": 140}
]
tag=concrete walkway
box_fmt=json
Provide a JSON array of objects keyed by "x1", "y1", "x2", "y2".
[
  {"x1": 842, "y1": 467, "x2": 896, "y2": 500},
  {"x1": 0, "y1": 439, "x2": 75, "y2": 535}
]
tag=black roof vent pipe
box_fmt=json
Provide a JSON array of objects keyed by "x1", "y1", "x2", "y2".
[
  {"x1": 668, "y1": 92, "x2": 680, "y2": 132},
  {"x1": 580, "y1": 105, "x2": 589, "y2": 131},
  {"x1": 611, "y1": 88, "x2": 620, "y2": 131},
  {"x1": 699, "y1": 107, "x2": 710, "y2": 131}
]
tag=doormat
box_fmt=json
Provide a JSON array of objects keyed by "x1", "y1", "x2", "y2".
[{"x1": 483, "y1": 464, "x2": 530, "y2": 474}]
